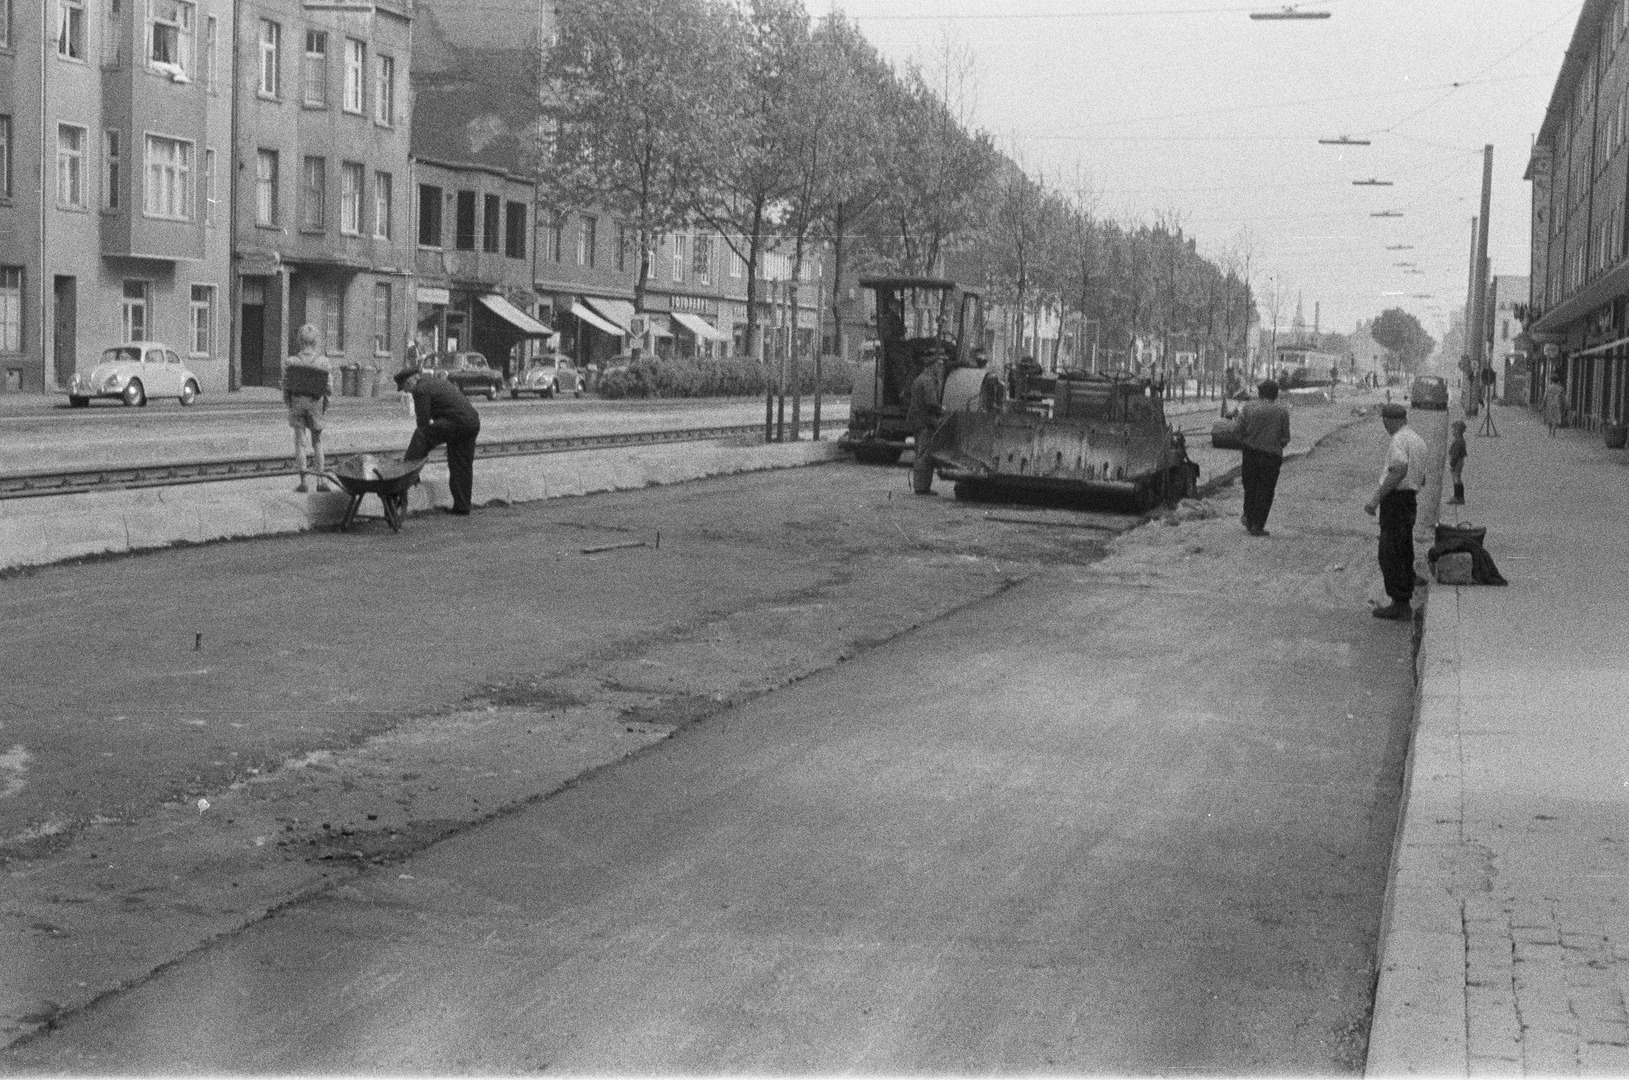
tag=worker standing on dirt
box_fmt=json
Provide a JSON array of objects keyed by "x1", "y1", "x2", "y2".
[
  {"x1": 394, "y1": 367, "x2": 482, "y2": 515},
  {"x1": 1364, "y1": 402, "x2": 1428, "y2": 620},
  {"x1": 907, "y1": 354, "x2": 947, "y2": 496},
  {"x1": 1238, "y1": 379, "x2": 1291, "y2": 537}
]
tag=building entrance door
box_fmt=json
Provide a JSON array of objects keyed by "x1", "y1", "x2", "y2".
[
  {"x1": 53, "y1": 276, "x2": 77, "y2": 387},
  {"x1": 241, "y1": 278, "x2": 267, "y2": 386}
]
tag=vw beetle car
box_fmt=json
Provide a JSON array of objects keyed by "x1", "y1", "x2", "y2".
[
  {"x1": 510, "y1": 352, "x2": 582, "y2": 398},
  {"x1": 1408, "y1": 375, "x2": 1449, "y2": 410},
  {"x1": 66, "y1": 343, "x2": 202, "y2": 407},
  {"x1": 424, "y1": 351, "x2": 504, "y2": 399}
]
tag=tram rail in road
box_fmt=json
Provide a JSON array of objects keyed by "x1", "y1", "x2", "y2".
[{"x1": 0, "y1": 421, "x2": 823, "y2": 500}]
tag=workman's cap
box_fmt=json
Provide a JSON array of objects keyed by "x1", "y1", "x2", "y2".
[
  {"x1": 393, "y1": 367, "x2": 421, "y2": 390},
  {"x1": 1380, "y1": 403, "x2": 1407, "y2": 419}
]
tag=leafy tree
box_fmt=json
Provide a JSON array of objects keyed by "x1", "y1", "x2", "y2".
[
  {"x1": 690, "y1": 0, "x2": 810, "y2": 360},
  {"x1": 1370, "y1": 307, "x2": 1436, "y2": 373},
  {"x1": 541, "y1": 0, "x2": 731, "y2": 314}
]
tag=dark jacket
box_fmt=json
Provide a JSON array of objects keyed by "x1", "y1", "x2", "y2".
[
  {"x1": 905, "y1": 369, "x2": 944, "y2": 431},
  {"x1": 1238, "y1": 399, "x2": 1291, "y2": 457},
  {"x1": 411, "y1": 376, "x2": 481, "y2": 433}
]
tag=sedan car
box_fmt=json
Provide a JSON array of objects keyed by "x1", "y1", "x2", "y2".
[
  {"x1": 1408, "y1": 375, "x2": 1449, "y2": 410},
  {"x1": 424, "y1": 351, "x2": 505, "y2": 399},
  {"x1": 66, "y1": 343, "x2": 202, "y2": 407},
  {"x1": 510, "y1": 353, "x2": 583, "y2": 399}
]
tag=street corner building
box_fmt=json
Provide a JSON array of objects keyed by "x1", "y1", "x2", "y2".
[
  {"x1": 1525, "y1": 0, "x2": 1629, "y2": 433},
  {"x1": 0, "y1": 0, "x2": 234, "y2": 395}
]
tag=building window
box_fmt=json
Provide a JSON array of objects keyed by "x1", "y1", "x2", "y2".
[
  {"x1": 0, "y1": 116, "x2": 9, "y2": 199},
  {"x1": 122, "y1": 280, "x2": 150, "y2": 342},
  {"x1": 102, "y1": 0, "x2": 121, "y2": 67},
  {"x1": 374, "y1": 54, "x2": 394, "y2": 126},
  {"x1": 202, "y1": 146, "x2": 215, "y2": 226},
  {"x1": 480, "y1": 194, "x2": 500, "y2": 254},
  {"x1": 148, "y1": 0, "x2": 193, "y2": 75},
  {"x1": 373, "y1": 171, "x2": 391, "y2": 239},
  {"x1": 617, "y1": 224, "x2": 631, "y2": 272},
  {"x1": 143, "y1": 134, "x2": 192, "y2": 220},
  {"x1": 505, "y1": 201, "x2": 526, "y2": 259},
  {"x1": 255, "y1": 148, "x2": 278, "y2": 225},
  {"x1": 730, "y1": 248, "x2": 746, "y2": 279},
  {"x1": 189, "y1": 284, "x2": 215, "y2": 355},
  {"x1": 58, "y1": 0, "x2": 85, "y2": 59},
  {"x1": 417, "y1": 184, "x2": 441, "y2": 246},
  {"x1": 342, "y1": 38, "x2": 364, "y2": 113},
  {"x1": 694, "y1": 233, "x2": 712, "y2": 285},
  {"x1": 258, "y1": 20, "x2": 279, "y2": 97},
  {"x1": 0, "y1": 268, "x2": 20, "y2": 353},
  {"x1": 57, "y1": 124, "x2": 86, "y2": 208},
  {"x1": 340, "y1": 161, "x2": 362, "y2": 235},
  {"x1": 103, "y1": 129, "x2": 119, "y2": 210},
  {"x1": 202, "y1": 14, "x2": 216, "y2": 88},
  {"x1": 455, "y1": 190, "x2": 476, "y2": 250},
  {"x1": 671, "y1": 233, "x2": 687, "y2": 284},
  {"x1": 0, "y1": 0, "x2": 10, "y2": 49},
  {"x1": 302, "y1": 30, "x2": 326, "y2": 106},
  {"x1": 577, "y1": 215, "x2": 597, "y2": 267},
  {"x1": 301, "y1": 156, "x2": 325, "y2": 230},
  {"x1": 549, "y1": 215, "x2": 565, "y2": 262},
  {"x1": 372, "y1": 282, "x2": 391, "y2": 354}
]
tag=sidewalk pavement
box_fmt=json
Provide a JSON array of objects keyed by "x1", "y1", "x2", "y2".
[{"x1": 1367, "y1": 402, "x2": 1629, "y2": 1075}]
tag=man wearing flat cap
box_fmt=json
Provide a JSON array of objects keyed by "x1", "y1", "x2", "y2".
[
  {"x1": 395, "y1": 366, "x2": 482, "y2": 515},
  {"x1": 1364, "y1": 402, "x2": 1428, "y2": 619}
]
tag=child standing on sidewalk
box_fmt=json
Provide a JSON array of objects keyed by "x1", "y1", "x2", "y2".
[{"x1": 1447, "y1": 420, "x2": 1467, "y2": 505}]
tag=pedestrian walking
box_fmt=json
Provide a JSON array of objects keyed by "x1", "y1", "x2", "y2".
[
  {"x1": 282, "y1": 323, "x2": 332, "y2": 494},
  {"x1": 1543, "y1": 373, "x2": 1566, "y2": 436},
  {"x1": 906, "y1": 354, "x2": 947, "y2": 495},
  {"x1": 394, "y1": 366, "x2": 482, "y2": 515},
  {"x1": 1364, "y1": 402, "x2": 1429, "y2": 620},
  {"x1": 1238, "y1": 379, "x2": 1291, "y2": 536},
  {"x1": 1446, "y1": 420, "x2": 1467, "y2": 505}
]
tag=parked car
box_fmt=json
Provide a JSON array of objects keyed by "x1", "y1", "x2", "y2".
[
  {"x1": 510, "y1": 353, "x2": 583, "y2": 399},
  {"x1": 66, "y1": 343, "x2": 202, "y2": 407},
  {"x1": 1408, "y1": 375, "x2": 1449, "y2": 410},
  {"x1": 424, "y1": 351, "x2": 504, "y2": 400}
]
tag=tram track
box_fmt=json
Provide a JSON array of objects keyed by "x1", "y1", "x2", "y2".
[{"x1": 0, "y1": 421, "x2": 822, "y2": 500}]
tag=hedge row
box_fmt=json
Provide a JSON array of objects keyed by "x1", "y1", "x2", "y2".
[{"x1": 595, "y1": 356, "x2": 855, "y2": 399}]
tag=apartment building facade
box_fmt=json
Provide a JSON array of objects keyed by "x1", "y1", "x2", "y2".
[
  {"x1": 232, "y1": 0, "x2": 413, "y2": 389},
  {"x1": 0, "y1": 0, "x2": 233, "y2": 394},
  {"x1": 1526, "y1": 0, "x2": 1629, "y2": 430}
]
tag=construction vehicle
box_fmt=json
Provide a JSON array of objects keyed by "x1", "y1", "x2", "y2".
[
  {"x1": 840, "y1": 277, "x2": 988, "y2": 464},
  {"x1": 926, "y1": 368, "x2": 1199, "y2": 513}
]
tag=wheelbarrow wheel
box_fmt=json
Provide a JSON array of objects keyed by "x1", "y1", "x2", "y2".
[{"x1": 382, "y1": 491, "x2": 407, "y2": 532}]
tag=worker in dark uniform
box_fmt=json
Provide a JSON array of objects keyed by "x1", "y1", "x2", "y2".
[
  {"x1": 394, "y1": 367, "x2": 482, "y2": 515},
  {"x1": 906, "y1": 353, "x2": 946, "y2": 495}
]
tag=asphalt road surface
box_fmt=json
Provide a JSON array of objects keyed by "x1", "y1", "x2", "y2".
[{"x1": 0, "y1": 401, "x2": 1440, "y2": 1073}]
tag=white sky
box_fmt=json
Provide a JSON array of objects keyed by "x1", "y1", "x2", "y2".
[{"x1": 832, "y1": 0, "x2": 1582, "y2": 339}]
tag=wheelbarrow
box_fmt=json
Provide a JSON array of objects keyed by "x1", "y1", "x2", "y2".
[{"x1": 328, "y1": 455, "x2": 423, "y2": 532}]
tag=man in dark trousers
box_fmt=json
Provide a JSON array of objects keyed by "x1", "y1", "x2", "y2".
[
  {"x1": 1237, "y1": 379, "x2": 1291, "y2": 536},
  {"x1": 906, "y1": 353, "x2": 947, "y2": 495},
  {"x1": 395, "y1": 366, "x2": 482, "y2": 515},
  {"x1": 1364, "y1": 402, "x2": 1428, "y2": 620}
]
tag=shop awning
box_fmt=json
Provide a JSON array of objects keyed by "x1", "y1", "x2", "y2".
[
  {"x1": 570, "y1": 301, "x2": 625, "y2": 337},
  {"x1": 671, "y1": 312, "x2": 729, "y2": 342},
  {"x1": 478, "y1": 294, "x2": 552, "y2": 336},
  {"x1": 584, "y1": 297, "x2": 635, "y2": 332}
]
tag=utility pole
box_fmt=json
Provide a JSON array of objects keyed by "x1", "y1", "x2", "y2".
[
  {"x1": 1469, "y1": 145, "x2": 1494, "y2": 376},
  {"x1": 1463, "y1": 215, "x2": 1478, "y2": 379}
]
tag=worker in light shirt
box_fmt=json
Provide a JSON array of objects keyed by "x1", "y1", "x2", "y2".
[{"x1": 1364, "y1": 402, "x2": 1429, "y2": 620}]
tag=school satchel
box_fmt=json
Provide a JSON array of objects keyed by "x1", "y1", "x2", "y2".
[
  {"x1": 1211, "y1": 415, "x2": 1244, "y2": 450},
  {"x1": 284, "y1": 359, "x2": 331, "y2": 398}
]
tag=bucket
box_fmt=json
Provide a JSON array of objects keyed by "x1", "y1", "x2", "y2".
[
  {"x1": 1605, "y1": 422, "x2": 1628, "y2": 449},
  {"x1": 1434, "y1": 521, "x2": 1486, "y2": 546}
]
